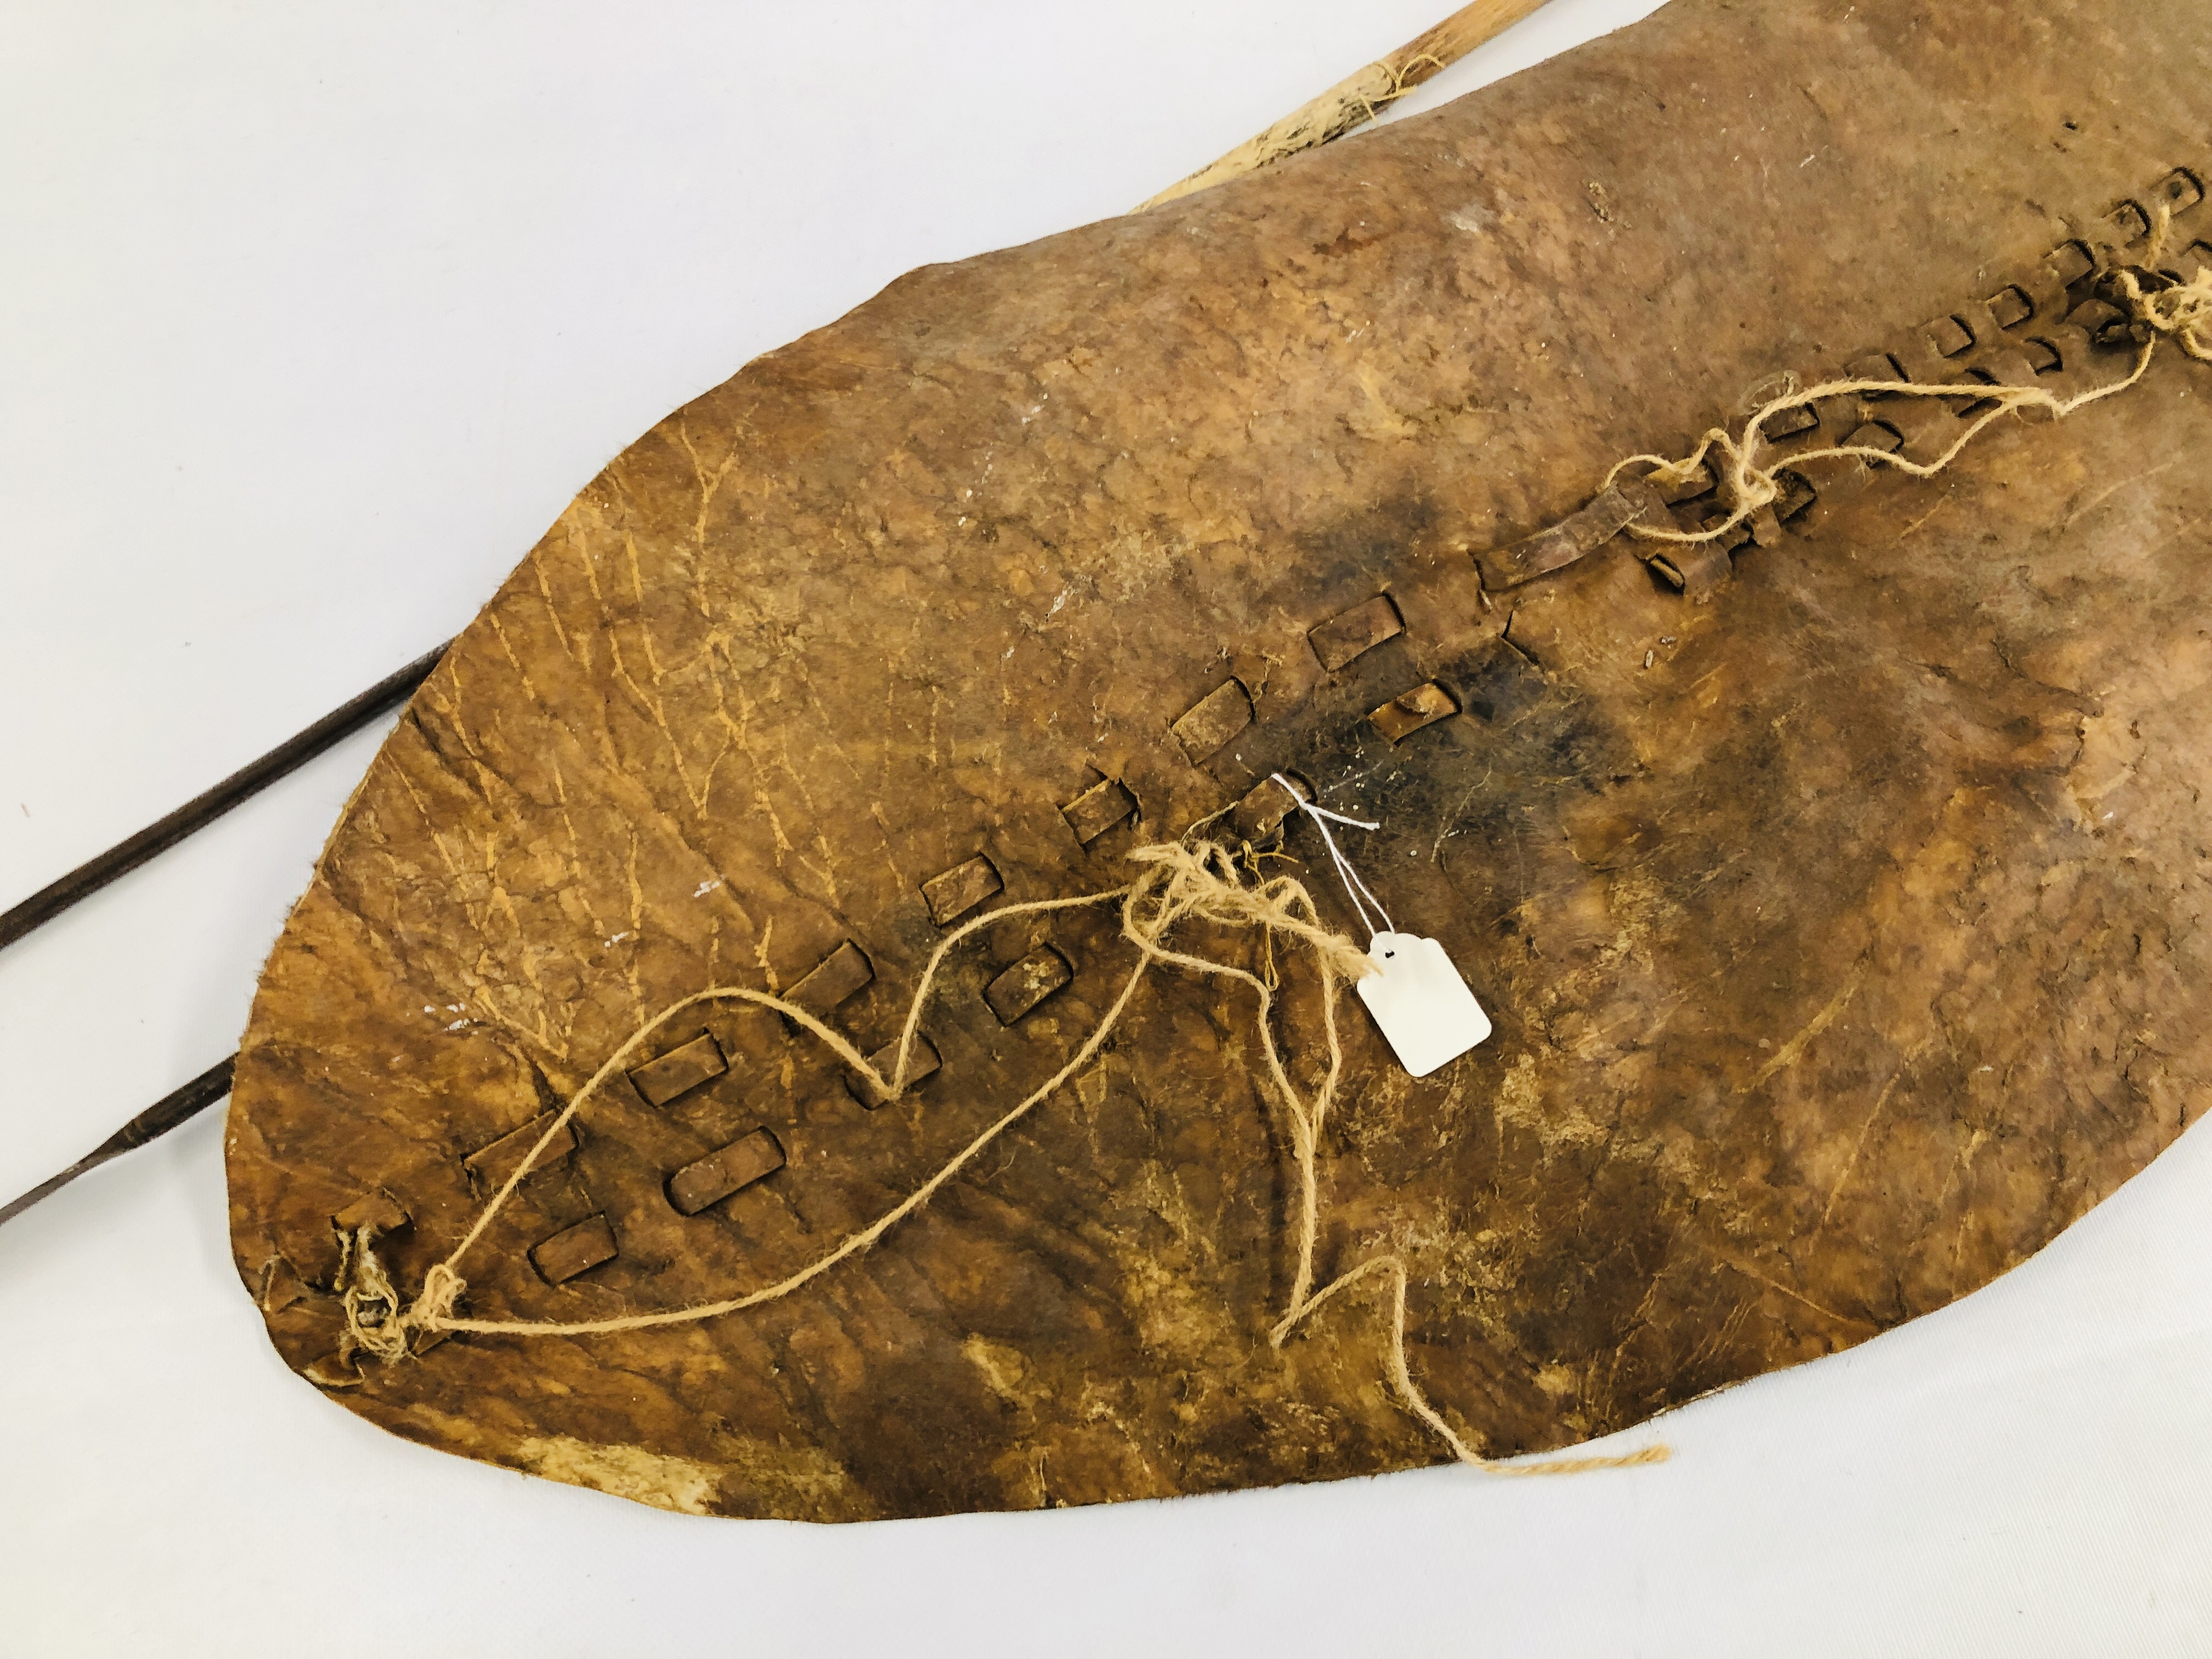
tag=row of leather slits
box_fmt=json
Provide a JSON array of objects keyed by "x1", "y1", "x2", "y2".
[
  {"x1": 1474, "y1": 163, "x2": 2211, "y2": 600},
  {"x1": 298, "y1": 165, "x2": 2212, "y2": 1373}
]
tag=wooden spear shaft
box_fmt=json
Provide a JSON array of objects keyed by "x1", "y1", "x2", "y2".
[{"x1": 1137, "y1": 0, "x2": 1554, "y2": 211}]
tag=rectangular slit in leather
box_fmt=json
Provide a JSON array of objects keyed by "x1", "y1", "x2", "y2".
[
  {"x1": 1307, "y1": 595, "x2": 1404, "y2": 672},
  {"x1": 2033, "y1": 323, "x2": 2096, "y2": 376},
  {"x1": 1877, "y1": 397, "x2": 1962, "y2": 454},
  {"x1": 2013, "y1": 263, "x2": 2072, "y2": 320},
  {"x1": 1369, "y1": 682, "x2": 1459, "y2": 743},
  {"x1": 788, "y1": 942, "x2": 873, "y2": 1017},
  {"x1": 1985, "y1": 285, "x2": 2034, "y2": 329},
  {"x1": 1170, "y1": 680, "x2": 1252, "y2": 762},
  {"x1": 1062, "y1": 776, "x2": 1137, "y2": 844},
  {"x1": 332, "y1": 1190, "x2": 409, "y2": 1234},
  {"x1": 628, "y1": 1030, "x2": 728, "y2": 1107},
  {"x1": 1651, "y1": 460, "x2": 1716, "y2": 504},
  {"x1": 856, "y1": 1035, "x2": 941, "y2": 1106},
  {"x1": 921, "y1": 854, "x2": 1002, "y2": 925},
  {"x1": 1922, "y1": 315, "x2": 1974, "y2": 358},
  {"x1": 2046, "y1": 240, "x2": 2095, "y2": 286},
  {"x1": 1952, "y1": 369, "x2": 2002, "y2": 419},
  {"x1": 2109, "y1": 199, "x2": 2152, "y2": 243},
  {"x1": 2064, "y1": 296, "x2": 2131, "y2": 349},
  {"x1": 1846, "y1": 421, "x2": 1904, "y2": 455},
  {"x1": 1477, "y1": 480, "x2": 1651, "y2": 588},
  {"x1": 1649, "y1": 539, "x2": 1734, "y2": 597},
  {"x1": 1681, "y1": 508, "x2": 1751, "y2": 552},
  {"x1": 1773, "y1": 472, "x2": 1818, "y2": 521},
  {"x1": 1847, "y1": 351, "x2": 1904, "y2": 387},
  {"x1": 464, "y1": 1110, "x2": 580, "y2": 1193},
  {"x1": 1230, "y1": 774, "x2": 1306, "y2": 840},
  {"x1": 668, "y1": 1129, "x2": 786, "y2": 1215},
  {"x1": 985, "y1": 947, "x2": 1073, "y2": 1024},
  {"x1": 1444, "y1": 634, "x2": 1545, "y2": 723},
  {"x1": 531, "y1": 1215, "x2": 618, "y2": 1285}
]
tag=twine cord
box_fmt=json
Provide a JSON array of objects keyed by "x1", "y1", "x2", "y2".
[
  {"x1": 1602, "y1": 214, "x2": 2212, "y2": 547},
  {"x1": 323, "y1": 217, "x2": 2212, "y2": 1486},
  {"x1": 338, "y1": 836, "x2": 1662, "y2": 1474}
]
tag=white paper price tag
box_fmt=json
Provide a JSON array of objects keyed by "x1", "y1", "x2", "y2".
[{"x1": 1356, "y1": 932, "x2": 1493, "y2": 1078}]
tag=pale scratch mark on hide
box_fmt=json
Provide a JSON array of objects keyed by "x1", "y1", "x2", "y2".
[
  {"x1": 529, "y1": 546, "x2": 585, "y2": 672},
  {"x1": 593, "y1": 528, "x2": 729, "y2": 819},
  {"x1": 870, "y1": 803, "x2": 912, "y2": 892},
  {"x1": 877, "y1": 668, "x2": 901, "y2": 810},
  {"x1": 471, "y1": 872, "x2": 563, "y2": 1060},
  {"x1": 1814, "y1": 1060, "x2": 1912, "y2": 1231},
  {"x1": 1739, "y1": 963, "x2": 1866, "y2": 1095},
  {"x1": 685, "y1": 648, "x2": 748, "y2": 815},
  {"x1": 673, "y1": 417, "x2": 742, "y2": 556},
  {"x1": 575, "y1": 517, "x2": 623, "y2": 664},
  {"x1": 388, "y1": 753, "x2": 467, "y2": 890},
  {"x1": 1944, "y1": 1126, "x2": 1993, "y2": 1296},
  {"x1": 772, "y1": 730, "x2": 842, "y2": 911},
  {"x1": 753, "y1": 916, "x2": 778, "y2": 993},
  {"x1": 624, "y1": 829, "x2": 646, "y2": 940},
  {"x1": 545, "y1": 759, "x2": 588, "y2": 898},
  {"x1": 472, "y1": 996, "x2": 568, "y2": 1067},
  {"x1": 1690, "y1": 849, "x2": 1747, "y2": 895},
  {"x1": 416, "y1": 672, "x2": 505, "y2": 812},
  {"x1": 880, "y1": 610, "x2": 928, "y2": 803},
  {"x1": 485, "y1": 613, "x2": 539, "y2": 704},
  {"x1": 622, "y1": 529, "x2": 653, "y2": 616},
  {"x1": 1633, "y1": 990, "x2": 1694, "y2": 1046},
  {"x1": 2064, "y1": 455, "x2": 2180, "y2": 530},
  {"x1": 1430, "y1": 766, "x2": 1493, "y2": 861},
  {"x1": 544, "y1": 760, "x2": 634, "y2": 1019},
  {"x1": 1895, "y1": 495, "x2": 1953, "y2": 541},
  {"x1": 1601, "y1": 1268, "x2": 1670, "y2": 1400},
  {"x1": 613, "y1": 829, "x2": 644, "y2": 1024},
  {"x1": 725, "y1": 682, "x2": 794, "y2": 864},
  {"x1": 1679, "y1": 1294, "x2": 1760, "y2": 1381},
  {"x1": 1719, "y1": 1254, "x2": 1877, "y2": 1332},
  {"x1": 413, "y1": 678, "x2": 567, "y2": 1061},
  {"x1": 792, "y1": 659, "x2": 872, "y2": 800},
  {"x1": 792, "y1": 659, "x2": 899, "y2": 887}
]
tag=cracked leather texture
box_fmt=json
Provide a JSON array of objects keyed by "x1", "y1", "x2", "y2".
[{"x1": 227, "y1": 0, "x2": 2212, "y2": 1519}]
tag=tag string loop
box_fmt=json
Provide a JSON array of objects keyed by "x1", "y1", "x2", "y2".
[{"x1": 1271, "y1": 772, "x2": 1394, "y2": 939}]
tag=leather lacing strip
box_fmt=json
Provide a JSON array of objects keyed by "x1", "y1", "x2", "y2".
[{"x1": 1477, "y1": 164, "x2": 2212, "y2": 596}]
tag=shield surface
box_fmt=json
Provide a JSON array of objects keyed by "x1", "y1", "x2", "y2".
[{"x1": 227, "y1": 0, "x2": 2212, "y2": 1519}]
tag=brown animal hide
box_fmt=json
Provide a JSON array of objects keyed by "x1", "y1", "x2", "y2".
[{"x1": 227, "y1": 0, "x2": 2212, "y2": 1520}]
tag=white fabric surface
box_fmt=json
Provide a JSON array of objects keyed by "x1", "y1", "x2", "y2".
[{"x1": 3, "y1": 3, "x2": 2209, "y2": 1651}]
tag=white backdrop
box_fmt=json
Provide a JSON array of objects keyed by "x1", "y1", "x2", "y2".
[{"x1": 3, "y1": 3, "x2": 2209, "y2": 1653}]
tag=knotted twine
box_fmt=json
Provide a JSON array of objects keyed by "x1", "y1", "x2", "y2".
[
  {"x1": 1604, "y1": 213, "x2": 2212, "y2": 550},
  {"x1": 332, "y1": 229, "x2": 2212, "y2": 1479},
  {"x1": 340, "y1": 836, "x2": 1663, "y2": 1476}
]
